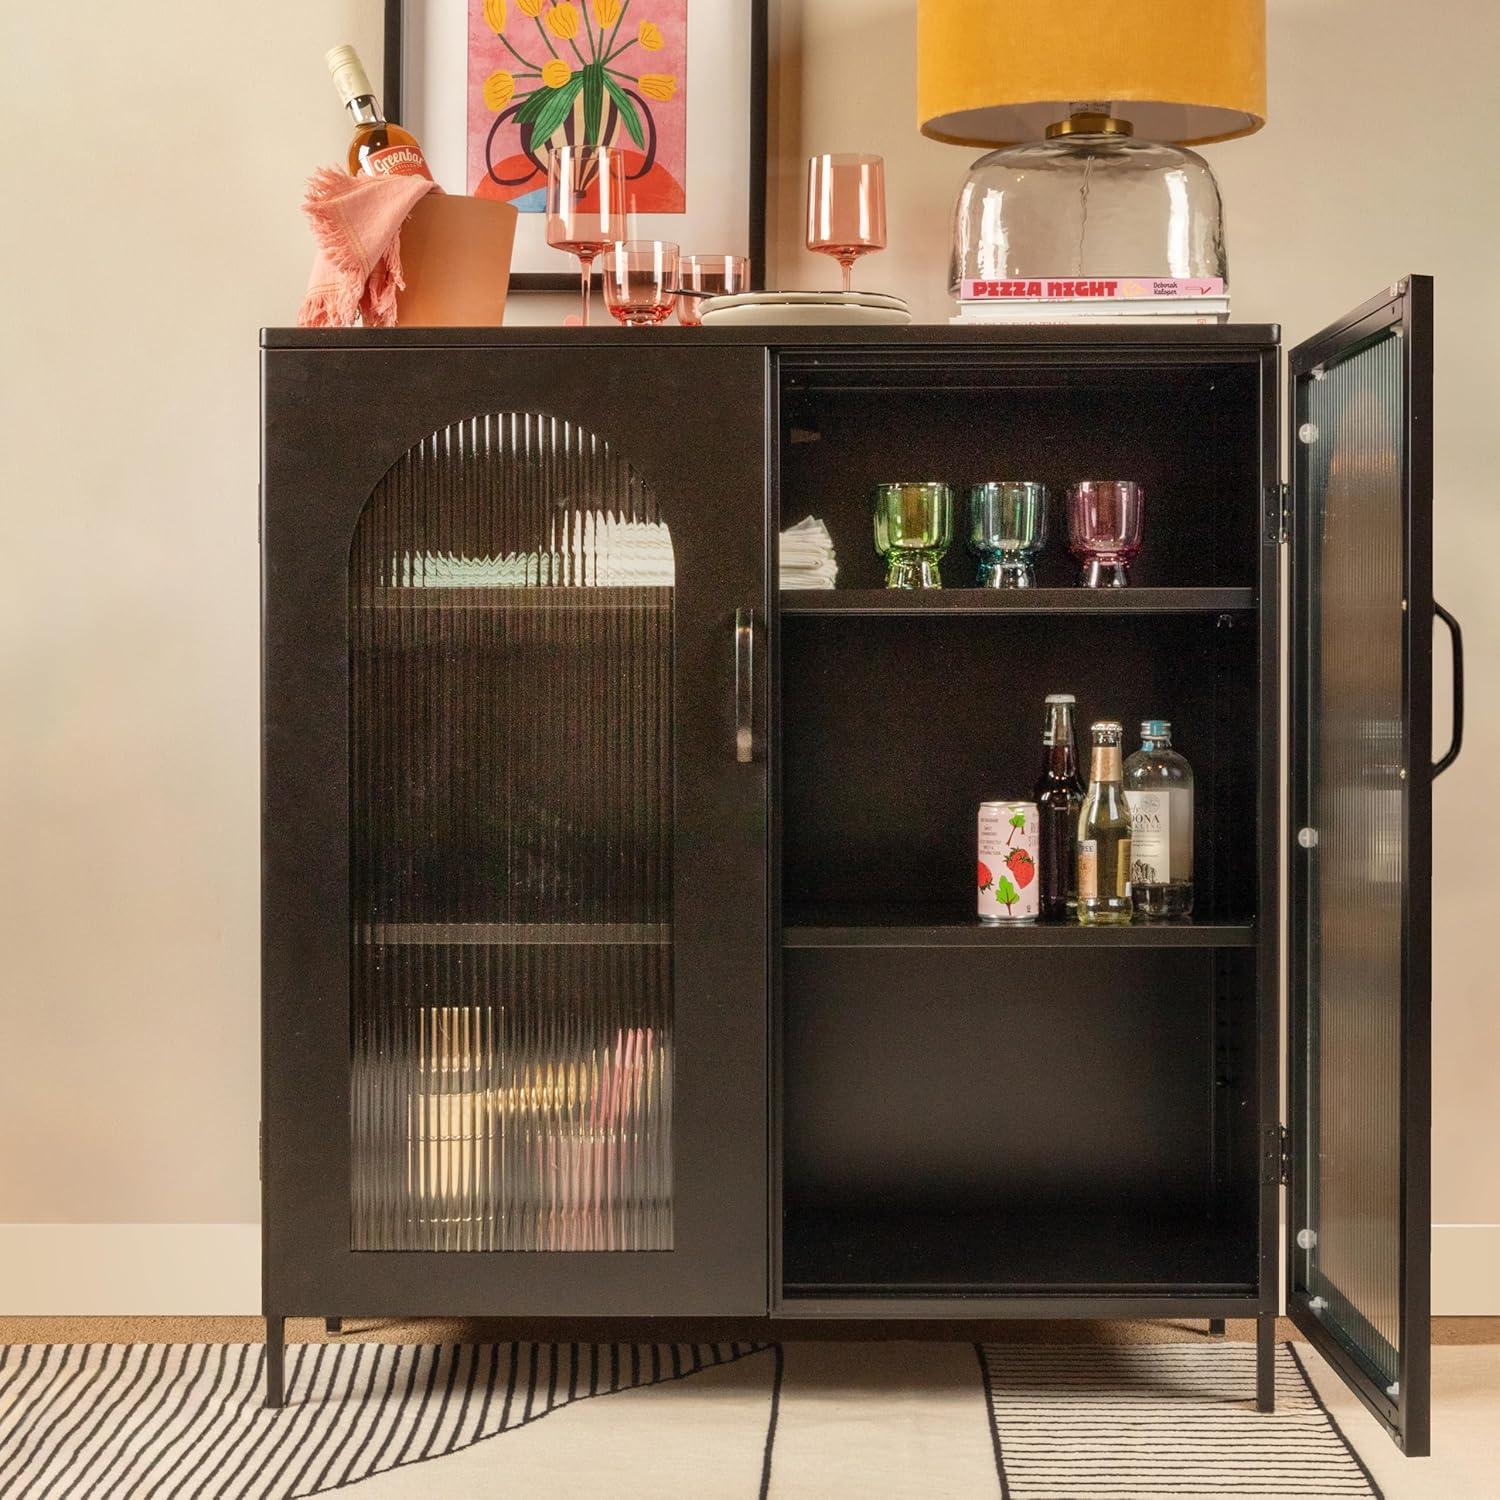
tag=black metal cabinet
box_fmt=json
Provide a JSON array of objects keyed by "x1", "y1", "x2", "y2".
[{"x1": 261, "y1": 293, "x2": 1449, "y2": 1453}]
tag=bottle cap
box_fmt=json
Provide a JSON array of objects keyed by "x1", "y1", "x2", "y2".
[
  {"x1": 1141, "y1": 719, "x2": 1171, "y2": 738},
  {"x1": 1091, "y1": 720, "x2": 1122, "y2": 742},
  {"x1": 326, "y1": 44, "x2": 375, "y2": 106},
  {"x1": 1044, "y1": 693, "x2": 1076, "y2": 704}
]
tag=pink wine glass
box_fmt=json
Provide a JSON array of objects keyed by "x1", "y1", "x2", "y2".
[
  {"x1": 1068, "y1": 481, "x2": 1146, "y2": 588},
  {"x1": 603, "y1": 241, "x2": 679, "y2": 327},
  {"x1": 676, "y1": 254, "x2": 751, "y2": 326},
  {"x1": 546, "y1": 145, "x2": 629, "y2": 328},
  {"x1": 806, "y1": 153, "x2": 887, "y2": 292}
]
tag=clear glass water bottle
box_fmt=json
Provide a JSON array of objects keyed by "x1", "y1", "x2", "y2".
[{"x1": 1123, "y1": 720, "x2": 1195, "y2": 919}]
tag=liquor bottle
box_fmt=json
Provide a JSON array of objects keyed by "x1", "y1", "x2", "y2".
[
  {"x1": 1034, "y1": 693, "x2": 1085, "y2": 922},
  {"x1": 1124, "y1": 719, "x2": 1195, "y2": 919},
  {"x1": 1076, "y1": 721, "x2": 1133, "y2": 925},
  {"x1": 326, "y1": 45, "x2": 433, "y2": 180}
]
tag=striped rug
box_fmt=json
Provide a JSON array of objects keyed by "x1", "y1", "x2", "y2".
[
  {"x1": 0, "y1": 1341, "x2": 771, "y2": 1498},
  {"x1": 980, "y1": 1343, "x2": 1380, "y2": 1498},
  {"x1": 0, "y1": 1339, "x2": 1379, "y2": 1498}
]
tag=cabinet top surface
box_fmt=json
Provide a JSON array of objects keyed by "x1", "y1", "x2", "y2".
[{"x1": 261, "y1": 323, "x2": 1280, "y2": 352}]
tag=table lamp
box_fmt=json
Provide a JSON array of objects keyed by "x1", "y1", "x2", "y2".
[{"x1": 917, "y1": 0, "x2": 1265, "y2": 300}]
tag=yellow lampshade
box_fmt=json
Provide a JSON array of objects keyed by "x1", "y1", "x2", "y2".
[{"x1": 918, "y1": 0, "x2": 1266, "y2": 148}]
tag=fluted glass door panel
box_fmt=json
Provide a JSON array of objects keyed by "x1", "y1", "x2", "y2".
[{"x1": 349, "y1": 414, "x2": 675, "y2": 1252}]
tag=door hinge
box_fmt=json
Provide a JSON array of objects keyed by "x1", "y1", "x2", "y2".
[
  {"x1": 1265, "y1": 482, "x2": 1291, "y2": 545},
  {"x1": 1262, "y1": 1123, "x2": 1291, "y2": 1185},
  {"x1": 259, "y1": 1120, "x2": 266, "y2": 1183}
]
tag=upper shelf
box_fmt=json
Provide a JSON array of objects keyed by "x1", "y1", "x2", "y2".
[
  {"x1": 360, "y1": 586, "x2": 671, "y2": 611},
  {"x1": 779, "y1": 587, "x2": 1254, "y2": 617}
]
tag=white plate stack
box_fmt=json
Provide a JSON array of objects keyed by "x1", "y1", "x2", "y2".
[
  {"x1": 779, "y1": 516, "x2": 838, "y2": 589},
  {"x1": 701, "y1": 291, "x2": 911, "y2": 327}
]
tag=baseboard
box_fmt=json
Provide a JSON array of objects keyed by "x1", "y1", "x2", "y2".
[
  {"x1": 0, "y1": 1224, "x2": 259, "y2": 1315},
  {"x1": 0, "y1": 1221, "x2": 1494, "y2": 1316},
  {"x1": 1433, "y1": 1224, "x2": 1500, "y2": 1314}
]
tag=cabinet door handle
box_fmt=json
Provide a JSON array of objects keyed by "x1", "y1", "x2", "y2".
[
  {"x1": 734, "y1": 607, "x2": 755, "y2": 764},
  {"x1": 1433, "y1": 600, "x2": 1463, "y2": 777}
]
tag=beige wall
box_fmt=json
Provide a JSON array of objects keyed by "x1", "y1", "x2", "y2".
[{"x1": 1, "y1": 1, "x2": 1494, "y2": 1300}]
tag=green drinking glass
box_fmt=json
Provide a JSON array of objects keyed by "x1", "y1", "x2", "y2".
[{"x1": 873, "y1": 481, "x2": 953, "y2": 589}]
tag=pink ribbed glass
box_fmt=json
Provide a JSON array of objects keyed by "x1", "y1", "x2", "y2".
[{"x1": 1067, "y1": 480, "x2": 1146, "y2": 588}]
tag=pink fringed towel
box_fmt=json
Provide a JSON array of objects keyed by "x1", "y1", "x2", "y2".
[{"x1": 298, "y1": 167, "x2": 438, "y2": 328}]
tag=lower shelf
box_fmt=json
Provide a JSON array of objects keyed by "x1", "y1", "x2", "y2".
[
  {"x1": 781, "y1": 1204, "x2": 1258, "y2": 1298},
  {"x1": 784, "y1": 905, "x2": 1255, "y2": 948}
]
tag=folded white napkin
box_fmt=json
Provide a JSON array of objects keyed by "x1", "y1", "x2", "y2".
[{"x1": 779, "y1": 515, "x2": 838, "y2": 589}]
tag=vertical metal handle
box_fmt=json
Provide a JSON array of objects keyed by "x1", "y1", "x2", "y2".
[
  {"x1": 1433, "y1": 601, "x2": 1463, "y2": 777},
  {"x1": 734, "y1": 607, "x2": 755, "y2": 764}
]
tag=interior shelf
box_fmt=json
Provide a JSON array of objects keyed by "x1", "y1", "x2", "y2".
[
  {"x1": 781, "y1": 1204, "x2": 1257, "y2": 1297},
  {"x1": 783, "y1": 906, "x2": 1255, "y2": 949},
  {"x1": 359, "y1": 922, "x2": 671, "y2": 946},
  {"x1": 779, "y1": 587, "x2": 1254, "y2": 616}
]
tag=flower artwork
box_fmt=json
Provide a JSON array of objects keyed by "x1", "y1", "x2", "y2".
[{"x1": 469, "y1": 0, "x2": 687, "y2": 212}]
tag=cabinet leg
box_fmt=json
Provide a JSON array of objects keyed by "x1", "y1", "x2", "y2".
[
  {"x1": 265, "y1": 1315, "x2": 286, "y2": 1409},
  {"x1": 1208, "y1": 1318, "x2": 1226, "y2": 1336},
  {"x1": 325, "y1": 1318, "x2": 342, "y2": 1334},
  {"x1": 1256, "y1": 1312, "x2": 1276, "y2": 1413}
]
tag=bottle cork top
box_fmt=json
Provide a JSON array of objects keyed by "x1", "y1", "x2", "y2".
[{"x1": 326, "y1": 44, "x2": 375, "y2": 105}]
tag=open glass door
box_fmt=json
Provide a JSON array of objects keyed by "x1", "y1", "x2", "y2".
[{"x1": 1288, "y1": 276, "x2": 1453, "y2": 1455}]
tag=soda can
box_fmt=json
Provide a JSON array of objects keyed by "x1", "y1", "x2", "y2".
[{"x1": 978, "y1": 801, "x2": 1039, "y2": 923}]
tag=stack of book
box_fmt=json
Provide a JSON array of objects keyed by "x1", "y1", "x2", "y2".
[{"x1": 952, "y1": 277, "x2": 1228, "y2": 326}]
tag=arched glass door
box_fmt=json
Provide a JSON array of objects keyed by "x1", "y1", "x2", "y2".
[{"x1": 349, "y1": 414, "x2": 676, "y2": 1252}]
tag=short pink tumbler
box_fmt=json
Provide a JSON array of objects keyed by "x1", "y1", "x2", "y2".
[{"x1": 1067, "y1": 480, "x2": 1145, "y2": 588}]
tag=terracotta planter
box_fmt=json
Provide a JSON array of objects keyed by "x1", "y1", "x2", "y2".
[{"x1": 395, "y1": 195, "x2": 518, "y2": 327}]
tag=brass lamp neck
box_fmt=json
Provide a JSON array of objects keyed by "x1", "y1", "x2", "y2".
[{"x1": 1046, "y1": 111, "x2": 1134, "y2": 139}]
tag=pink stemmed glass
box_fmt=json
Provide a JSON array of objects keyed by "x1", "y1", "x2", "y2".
[
  {"x1": 546, "y1": 145, "x2": 629, "y2": 328},
  {"x1": 806, "y1": 153, "x2": 887, "y2": 292},
  {"x1": 1068, "y1": 481, "x2": 1146, "y2": 588},
  {"x1": 602, "y1": 241, "x2": 679, "y2": 327},
  {"x1": 676, "y1": 254, "x2": 751, "y2": 327}
]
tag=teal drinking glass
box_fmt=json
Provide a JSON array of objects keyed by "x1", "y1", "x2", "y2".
[
  {"x1": 873, "y1": 482, "x2": 953, "y2": 589},
  {"x1": 968, "y1": 481, "x2": 1049, "y2": 587}
]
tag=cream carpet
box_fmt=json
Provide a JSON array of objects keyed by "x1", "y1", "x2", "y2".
[
  {"x1": 0, "y1": 1337, "x2": 1384, "y2": 1498},
  {"x1": 3, "y1": 1320, "x2": 1494, "y2": 1498}
]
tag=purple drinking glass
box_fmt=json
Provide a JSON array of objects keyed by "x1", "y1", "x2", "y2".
[{"x1": 1067, "y1": 480, "x2": 1145, "y2": 588}]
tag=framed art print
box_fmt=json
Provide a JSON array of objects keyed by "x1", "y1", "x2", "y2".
[{"x1": 385, "y1": 0, "x2": 767, "y2": 290}]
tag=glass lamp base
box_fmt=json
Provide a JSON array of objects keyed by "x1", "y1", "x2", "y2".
[
  {"x1": 885, "y1": 554, "x2": 944, "y2": 589},
  {"x1": 948, "y1": 129, "x2": 1228, "y2": 296}
]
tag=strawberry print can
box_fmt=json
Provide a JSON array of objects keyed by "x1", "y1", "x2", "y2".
[{"x1": 978, "y1": 801, "x2": 1039, "y2": 923}]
